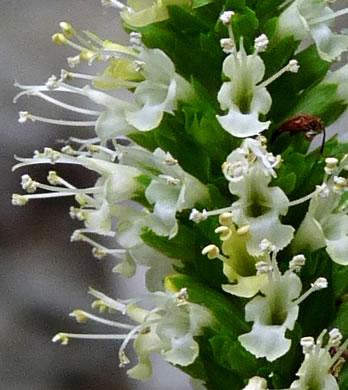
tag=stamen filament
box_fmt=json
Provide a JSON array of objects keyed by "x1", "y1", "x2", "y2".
[
  {"x1": 258, "y1": 62, "x2": 295, "y2": 89},
  {"x1": 118, "y1": 324, "x2": 143, "y2": 366},
  {"x1": 289, "y1": 189, "x2": 318, "y2": 207},
  {"x1": 33, "y1": 92, "x2": 101, "y2": 115},
  {"x1": 70, "y1": 136, "x2": 100, "y2": 145},
  {"x1": 36, "y1": 182, "x2": 103, "y2": 194},
  {"x1": 71, "y1": 310, "x2": 135, "y2": 329},
  {"x1": 205, "y1": 206, "x2": 234, "y2": 217},
  {"x1": 58, "y1": 333, "x2": 134, "y2": 340},
  {"x1": 309, "y1": 8, "x2": 348, "y2": 25},
  {"x1": 88, "y1": 287, "x2": 128, "y2": 314},
  {"x1": 22, "y1": 113, "x2": 96, "y2": 127}
]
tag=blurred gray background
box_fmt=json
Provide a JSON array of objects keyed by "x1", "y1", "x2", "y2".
[{"x1": 1, "y1": 2, "x2": 347, "y2": 390}]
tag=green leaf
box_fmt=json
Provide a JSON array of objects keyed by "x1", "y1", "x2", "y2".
[
  {"x1": 332, "y1": 263, "x2": 348, "y2": 299},
  {"x1": 141, "y1": 225, "x2": 197, "y2": 261},
  {"x1": 209, "y1": 335, "x2": 258, "y2": 377},
  {"x1": 128, "y1": 130, "x2": 158, "y2": 152},
  {"x1": 168, "y1": 6, "x2": 210, "y2": 34}
]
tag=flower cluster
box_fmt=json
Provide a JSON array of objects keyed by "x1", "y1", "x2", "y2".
[{"x1": 13, "y1": 1, "x2": 348, "y2": 390}]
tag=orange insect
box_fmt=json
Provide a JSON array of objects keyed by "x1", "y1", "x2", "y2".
[{"x1": 274, "y1": 114, "x2": 326, "y2": 153}]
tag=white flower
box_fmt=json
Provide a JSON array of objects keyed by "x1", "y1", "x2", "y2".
[
  {"x1": 125, "y1": 48, "x2": 194, "y2": 131},
  {"x1": 217, "y1": 42, "x2": 272, "y2": 137},
  {"x1": 229, "y1": 165, "x2": 294, "y2": 256},
  {"x1": 54, "y1": 288, "x2": 214, "y2": 381},
  {"x1": 292, "y1": 156, "x2": 348, "y2": 265},
  {"x1": 238, "y1": 269, "x2": 302, "y2": 361},
  {"x1": 119, "y1": 147, "x2": 210, "y2": 238},
  {"x1": 290, "y1": 330, "x2": 347, "y2": 390},
  {"x1": 239, "y1": 263, "x2": 328, "y2": 362},
  {"x1": 322, "y1": 63, "x2": 348, "y2": 103},
  {"x1": 213, "y1": 215, "x2": 268, "y2": 298},
  {"x1": 82, "y1": 86, "x2": 136, "y2": 142},
  {"x1": 275, "y1": 0, "x2": 348, "y2": 62},
  {"x1": 112, "y1": 204, "x2": 180, "y2": 291}
]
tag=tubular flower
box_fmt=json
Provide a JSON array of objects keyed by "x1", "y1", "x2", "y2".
[
  {"x1": 275, "y1": 0, "x2": 348, "y2": 62},
  {"x1": 217, "y1": 35, "x2": 299, "y2": 138},
  {"x1": 217, "y1": 42, "x2": 272, "y2": 137},
  {"x1": 15, "y1": 28, "x2": 193, "y2": 141},
  {"x1": 292, "y1": 155, "x2": 348, "y2": 265},
  {"x1": 290, "y1": 330, "x2": 348, "y2": 390},
  {"x1": 12, "y1": 144, "x2": 209, "y2": 289},
  {"x1": 225, "y1": 140, "x2": 293, "y2": 256},
  {"x1": 211, "y1": 212, "x2": 268, "y2": 298},
  {"x1": 53, "y1": 288, "x2": 214, "y2": 381},
  {"x1": 112, "y1": 204, "x2": 181, "y2": 291},
  {"x1": 238, "y1": 256, "x2": 328, "y2": 362}
]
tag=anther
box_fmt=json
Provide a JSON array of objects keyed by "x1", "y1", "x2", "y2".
[
  {"x1": 52, "y1": 33, "x2": 68, "y2": 45},
  {"x1": 289, "y1": 254, "x2": 306, "y2": 272},
  {"x1": 254, "y1": 34, "x2": 269, "y2": 52},
  {"x1": 202, "y1": 244, "x2": 220, "y2": 259},
  {"x1": 220, "y1": 38, "x2": 235, "y2": 54},
  {"x1": 215, "y1": 226, "x2": 232, "y2": 241},
  {"x1": 301, "y1": 336, "x2": 315, "y2": 354},
  {"x1": 219, "y1": 212, "x2": 234, "y2": 226},
  {"x1": 220, "y1": 11, "x2": 235, "y2": 25}
]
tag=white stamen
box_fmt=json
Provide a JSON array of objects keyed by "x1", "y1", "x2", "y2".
[
  {"x1": 258, "y1": 59, "x2": 300, "y2": 89},
  {"x1": 259, "y1": 239, "x2": 275, "y2": 253},
  {"x1": 255, "y1": 261, "x2": 273, "y2": 275},
  {"x1": 295, "y1": 277, "x2": 328, "y2": 305},
  {"x1": 18, "y1": 111, "x2": 96, "y2": 127},
  {"x1": 220, "y1": 10, "x2": 235, "y2": 25},
  {"x1": 70, "y1": 310, "x2": 134, "y2": 329},
  {"x1": 254, "y1": 34, "x2": 269, "y2": 52},
  {"x1": 220, "y1": 38, "x2": 235, "y2": 54},
  {"x1": 289, "y1": 254, "x2": 306, "y2": 272},
  {"x1": 189, "y1": 208, "x2": 208, "y2": 223},
  {"x1": 88, "y1": 287, "x2": 128, "y2": 314},
  {"x1": 309, "y1": 7, "x2": 348, "y2": 25},
  {"x1": 21, "y1": 174, "x2": 38, "y2": 193},
  {"x1": 288, "y1": 59, "x2": 300, "y2": 73},
  {"x1": 12, "y1": 194, "x2": 29, "y2": 206},
  {"x1": 301, "y1": 336, "x2": 315, "y2": 354},
  {"x1": 45, "y1": 75, "x2": 60, "y2": 89},
  {"x1": 329, "y1": 328, "x2": 343, "y2": 347},
  {"x1": 312, "y1": 277, "x2": 328, "y2": 290},
  {"x1": 32, "y1": 92, "x2": 101, "y2": 116}
]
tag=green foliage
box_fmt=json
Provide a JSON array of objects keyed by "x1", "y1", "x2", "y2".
[{"x1": 130, "y1": 3, "x2": 348, "y2": 388}]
